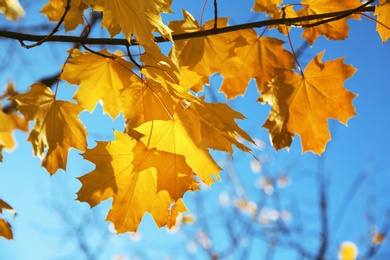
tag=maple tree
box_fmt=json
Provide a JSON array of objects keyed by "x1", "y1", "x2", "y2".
[{"x1": 0, "y1": 0, "x2": 389, "y2": 240}]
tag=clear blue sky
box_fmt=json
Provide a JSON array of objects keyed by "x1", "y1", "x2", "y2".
[{"x1": 0, "y1": 0, "x2": 389, "y2": 259}]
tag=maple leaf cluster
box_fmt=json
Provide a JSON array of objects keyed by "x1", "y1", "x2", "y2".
[{"x1": 0, "y1": 0, "x2": 389, "y2": 233}]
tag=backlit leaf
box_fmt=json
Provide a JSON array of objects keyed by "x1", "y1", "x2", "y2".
[
  {"x1": 259, "y1": 51, "x2": 357, "y2": 154},
  {"x1": 374, "y1": 0, "x2": 390, "y2": 43},
  {"x1": 220, "y1": 31, "x2": 295, "y2": 98},
  {"x1": 99, "y1": 0, "x2": 172, "y2": 52},
  {"x1": 169, "y1": 9, "x2": 248, "y2": 92},
  {"x1": 0, "y1": 0, "x2": 24, "y2": 20},
  {"x1": 296, "y1": 0, "x2": 362, "y2": 45},
  {"x1": 11, "y1": 83, "x2": 87, "y2": 174},
  {"x1": 77, "y1": 131, "x2": 198, "y2": 232},
  {"x1": 61, "y1": 49, "x2": 142, "y2": 119},
  {"x1": 41, "y1": 0, "x2": 87, "y2": 31}
]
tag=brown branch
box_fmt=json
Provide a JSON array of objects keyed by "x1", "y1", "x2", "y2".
[
  {"x1": 19, "y1": 0, "x2": 71, "y2": 49},
  {"x1": 0, "y1": 6, "x2": 375, "y2": 47}
]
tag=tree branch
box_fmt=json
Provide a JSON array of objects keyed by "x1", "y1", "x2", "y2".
[{"x1": 0, "y1": 6, "x2": 375, "y2": 47}]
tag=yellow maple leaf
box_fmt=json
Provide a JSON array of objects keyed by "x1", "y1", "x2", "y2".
[
  {"x1": 61, "y1": 49, "x2": 142, "y2": 119},
  {"x1": 77, "y1": 131, "x2": 198, "y2": 232},
  {"x1": 0, "y1": 199, "x2": 15, "y2": 240},
  {"x1": 259, "y1": 51, "x2": 357, "y2": 154},
  {"x1": 167, "y1": 198, "x2": 188, "y2": 229},
  {"x1": 0, "y1": 145, "x2": 3, "y2": 162},
  {"x1": 297, "y1": 0, "x2": 362, "y2": 45},
  {"x1": 375, "y1": 0, "x2": 390, "y2": 43},
  {"x1": 0, "y1": 0, "x2": 24, "y2": 20},
  {"x1": 187, "y1": 97, "x2": 253, "y2": 154},
  {"x1": 220, "y1": 30, "x2": 295, "y2": 98},
  {"x1": 0, "y1": 103, "x2": 28, "y2": 150},
  {"x1": 135, "y1": 104, "x2": 222, "y2": 186},
  {"x1": 11, "y1": 83, "x2": 87, "y2": 174},
  {"x1": 169, "y1": 9, "x2": 248, "y2": 92},
  {"x1": 99, "y1": 0, "x2": 172, "y2": 52},
  {"x1": 252, "y1": 0, "x2": 282, "y2": 17},
  {"x1": 41, "y1": 0, "x2": 87, "y2": 31}
]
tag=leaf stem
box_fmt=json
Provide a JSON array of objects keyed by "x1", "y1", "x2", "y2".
[{"x1": 286, "y1": 25, "x2": 304, "y2": 77}]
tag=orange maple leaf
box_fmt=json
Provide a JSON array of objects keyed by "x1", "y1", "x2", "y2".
[
  {"x1": 61, "y1": 49, "x2": 142, "y2": 119},
  {"x1": 77, "y1": 131, "x2": 197, "y2": 232},
  {"x1": 259, "y1": 51, "x2": 357, "y2": 154},
  {"x1": 11, "y1": 83, "x2": 87, "y2": 174},
  {"x1": 98, "y1": 0, "x2": 172, "y2": 51},
  {"x1": 296, "y1": 0, "x2": 362, "y2": 45},
  {"x1": 0, "y1": 103, "x2": 28, "y2": 150},
  {"x1": 252, "y1": 0, "x2": 282, "y2": 16},
  {"x1": 187, "y1": 97, "x2": 254, "y2": 154},
  {"x1": 169, "y1": 9, "x2": 248, "y2": 92},
  {"x1": 135, "y1": 104, "x2": 222, "y2": 186},
  {"x1": 375, "y1": 0, "x2": 390, "y2": 43},
  {"x1": 41, "y1": 0, "x2": 87, "y2": 31},
  {"x1": 220, "y1": 31, "x2": 295, "y2": 98}
]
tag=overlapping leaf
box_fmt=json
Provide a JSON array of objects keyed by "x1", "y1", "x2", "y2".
[
  {"x1": 135, "y1": 104, "x2": 222, "y2": 186},
  {"x1": 296, "y1": 0, "x2": 362, "y2": 45},
  {"x1": 41, "y1": 0, "x2": 87, "y2": 31},
  {"x1": 0, "y1": 0, "x2": 24, "y2": 20},
  {"x1": 61, "y1": 49, "x2": 142, "y2": 119},
  {"x1": 77, "y1": 131, "x2": 197, "y2": 232},
  {"x1": 220, "y1": 30, "x2": 295, "y2": 98},
  {"x1": 375, "y1": 0, "x2": 390, "y2": 43},
  {"x1": 97, "y1": 0, "x2": 173, "y2": 52},
  {"x1": 11, "y1": 83, "x2": 87, "y2": 174},
  {"x1": 169, "y1": 10, "x2": 248, "y2": 92},
  {"x1": 259, "y1": 51, "x2": 357, "y2": 154}
]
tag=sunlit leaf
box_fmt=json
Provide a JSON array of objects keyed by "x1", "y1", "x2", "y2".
[
  {"x1": 375, "y1": 0, "x2": 390, "y2": 43},
  {"x1": 259, "y1": 51, "x2": 357, "y2": 154},
  {"x1": 11, "y1": 83, "x2": 87, "y2": 174}
]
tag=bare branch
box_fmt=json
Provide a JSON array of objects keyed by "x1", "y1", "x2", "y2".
[{"x1": 0, "y1": 6, "x2": 375, "y2": 47}]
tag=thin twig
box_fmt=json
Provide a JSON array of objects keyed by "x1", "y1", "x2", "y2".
[
  {"x1": 213, "y1": 0, "x2": 218, "y2": 30},
  {"x1": 303, "y1": 0, "x2": 375, "y2": 28},
  {"x1": 19, "y1": 0, "x2": 72, "y2": 49},
  {"x1": 0, "y1": 6, "x2": 375, "y2": 47}
]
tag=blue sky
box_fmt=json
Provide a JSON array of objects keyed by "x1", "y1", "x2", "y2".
[{"x1": 0, "y1": 0, "x2": 390, "y2": 259}]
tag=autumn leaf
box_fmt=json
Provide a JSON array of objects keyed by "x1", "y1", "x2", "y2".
[
  {"x1": 252, "y1": 0, "x2": 282, "y2": 16},
  {"x1": 220, "y1": 31, "x2": 295, "y2": 98},
  {"x1": 0, "y1": 103, "x2": 28, "y2": 150},
  {"x1": 0, "y1": 199, "x2": 15, "y2": 240},
  {"x1": 187, "y1": 97, "x2": 254, "y2": 154},
  {"x1": 0, "y1": 0, "x2": 24, "y2": 20},
  {"x1": 167, "y1": 199, "x2": 188, "y2": 229},
  {"x1": 169, "y1": 9, "x2": 248, "y2": 92},
  {"x1": 136, "y1": 104, "x2": 222, "y2": 186},
  {"x1": 11, "y1": 83, "x2": 87, "y2": 174},
  {"x1": 259, "y1": 51, "x2": 357, "y2": 154},
  {"x1": 41, "y1": 0, "x2": 87, "y2": 31},
  {"x1": 61, "y1": 49, "x2": 142, "y2": 119},
  {"x1": 296, "y1": 0, "x2": 362, "y2": 45},
  {"x1": 374, "y1": 0, "x2": 390, "y2": 43},
  {"x1": 77, "y1": 131, "x2": 198, "y2": 232},
  {"x1": 98, "y1": 0, "x2": 173, "y2": 51}
]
